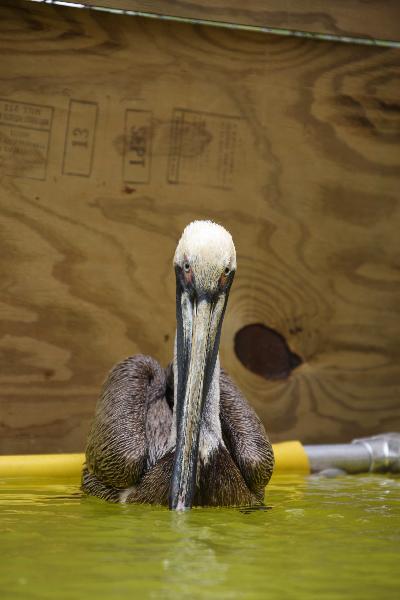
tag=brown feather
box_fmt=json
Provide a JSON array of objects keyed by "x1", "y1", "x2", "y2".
[
  {"x1": 82, "y1": 356, "x2": 274, "y2": 507},
  {"x1": 84, "y1": 355, "x2": 171, "y2": 489}
]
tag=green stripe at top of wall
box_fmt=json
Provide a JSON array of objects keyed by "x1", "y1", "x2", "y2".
[{"x1": 27, "y1": 0, "x2": 400, "y2": 49}]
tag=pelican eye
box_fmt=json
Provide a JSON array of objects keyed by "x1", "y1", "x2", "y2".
[
  {"x1": 183, "y1": 261, "x2": 191, "y2": 273},
  {"x1": 223, "y1": 267, "x2": 230, "y2": 276}
]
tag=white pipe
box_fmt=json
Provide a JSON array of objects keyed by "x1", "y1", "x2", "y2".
[{"x1": 304, "y1": 433, "x2": 400, "y2": 474}]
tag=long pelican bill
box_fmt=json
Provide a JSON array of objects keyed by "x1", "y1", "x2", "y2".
[{"x1": 169, "y1": 290, "x2": 227, "y2": 511}]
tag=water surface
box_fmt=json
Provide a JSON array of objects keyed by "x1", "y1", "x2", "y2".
[{"x1": 1, "y1": 474, "x2": 399, "y2": 599}]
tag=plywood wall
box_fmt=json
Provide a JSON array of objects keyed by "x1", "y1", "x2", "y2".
[{"x1": 0, "y1": 0, "x2": 399, "y2": 453}]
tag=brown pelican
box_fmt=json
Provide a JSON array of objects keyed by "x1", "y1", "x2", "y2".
[{"x1": 82, "y1": 221, "x2": 274, "y2": 509}]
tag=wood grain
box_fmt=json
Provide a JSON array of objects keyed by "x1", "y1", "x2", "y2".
[
  {"x1": 80, "y1": 0, "x2": 400, "y2": 42},
  {"x1": 0, "y1": 0, "x2": 399, "y2": 453}
]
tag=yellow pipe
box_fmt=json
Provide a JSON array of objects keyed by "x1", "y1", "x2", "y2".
[
  {"x1": 0, "y1": 453, "x2": 85, "y2": 478},
  {"x1": 0, "y1": 441, "x2": 310, "y2": 479},
  {"x1": 272, "y1": 441, "x2": 310, "y2": 473}
]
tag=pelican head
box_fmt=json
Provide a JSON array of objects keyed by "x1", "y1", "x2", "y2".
[{"x1": 169, "y1": 221, "x2": 236, "y2": 510}]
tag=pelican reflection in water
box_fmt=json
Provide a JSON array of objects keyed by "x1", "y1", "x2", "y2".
[{"x1": 82, "y1": 221, "x2": 274, "y2": 509}]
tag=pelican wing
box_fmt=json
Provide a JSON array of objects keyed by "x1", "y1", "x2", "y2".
[
  {"x1": 220, "y1": 369, "x2": 274, "y2": 501},
  {"x1": 84, "y1": 355, "x2": 172, "y2": 490}
]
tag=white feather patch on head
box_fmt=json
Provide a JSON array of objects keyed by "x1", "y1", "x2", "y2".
[{"x1": 174, "y1": 221, "x2": 236, "y2": 291}]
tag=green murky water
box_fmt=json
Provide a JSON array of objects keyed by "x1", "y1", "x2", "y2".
[{"x1": 1, "y1": 474, "x2": 399, "y2": 599}]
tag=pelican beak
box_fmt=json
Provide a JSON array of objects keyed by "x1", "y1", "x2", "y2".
[{"x1": 169, "y1": 279, "x2": 230, "y2": 511}]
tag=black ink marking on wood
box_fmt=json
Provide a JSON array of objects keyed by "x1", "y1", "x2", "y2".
[
  {"x1": 0, "y1": 98, "x2": 53, "y2": 180},
  {"x1": 123, "y1": 109, "x2": 152, "y2": 184},
  {"x1": 167, "y1": 108, "x2": 241, "y2": 190},
  {"x1": 62, "y1": 99, "x2": 98, "y2": 177}
]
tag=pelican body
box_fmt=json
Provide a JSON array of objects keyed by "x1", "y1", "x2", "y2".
[{"x1": 82, "y1": 221, "x2": 274, "y2": 509}]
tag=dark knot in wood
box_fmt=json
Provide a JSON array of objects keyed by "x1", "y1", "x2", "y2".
[{"x1": 234, "y1": 324, "x2": 302, "y2": 380}]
